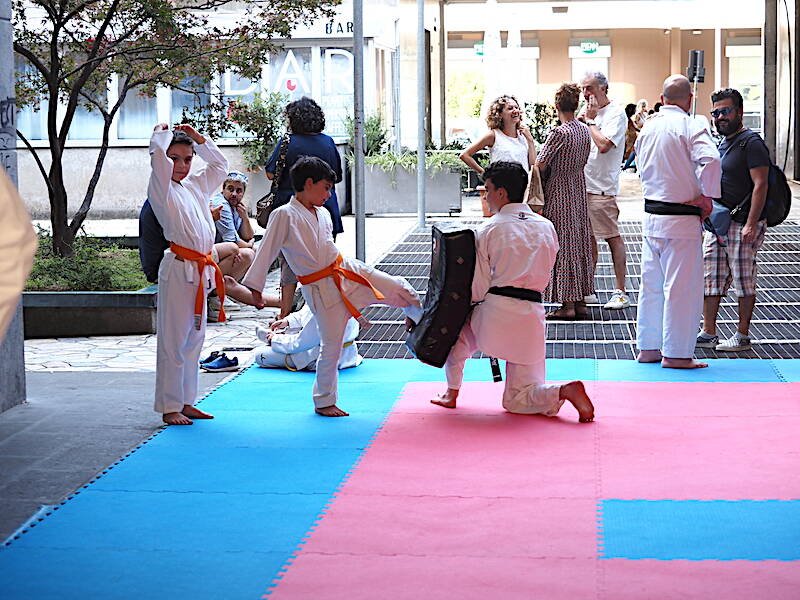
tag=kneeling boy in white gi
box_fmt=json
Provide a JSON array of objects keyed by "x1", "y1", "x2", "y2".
[
  {"x1": 431, "y1": 161, "x2": 594, "y2": 422},
  {"x1": 254, "y1": 305, "x2": 362, "y2": 371},
  {"x1": 235, "y1": 156, "x2": 422, "y2": 417}
]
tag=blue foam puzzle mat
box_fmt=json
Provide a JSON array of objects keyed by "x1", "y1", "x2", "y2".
[
  {"x1": 770, "y1": 359, "x2": 800, "y2": 382},
  {"x1": 0, "y1": 546, "x2": 288, "y2": 600},
  {"x1": 596, "y1": 358, "x2": 782, "y2": 383},
  {"x1": 599, "y1": 499, "x2": 800, "y2": 560},
  {"x1": 9, "y1": 489, "x2": 327, "y2": 553}
]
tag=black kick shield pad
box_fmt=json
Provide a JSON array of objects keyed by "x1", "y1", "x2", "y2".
[{"x1": 405, "y1": 223, "x2": 476, "y2": 367}]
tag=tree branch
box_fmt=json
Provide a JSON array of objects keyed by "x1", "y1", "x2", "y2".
[
  {"x1": 16, "y1": 129, "x2": 55, "y2": 197},
  {"x1": 13, "y1": 42, "x2": 52, "y2": 81}
]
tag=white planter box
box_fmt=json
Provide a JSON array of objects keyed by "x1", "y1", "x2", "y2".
[{"x1": 363, "y1": 165, "x2": 461, "y2": 215}]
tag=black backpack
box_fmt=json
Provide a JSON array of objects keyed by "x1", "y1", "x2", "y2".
[{"x1": 735, "y1": 132, "x2": 792, "y2": 227}]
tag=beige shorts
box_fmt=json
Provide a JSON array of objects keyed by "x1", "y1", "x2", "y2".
[
  {"x1": 587, "y1": 193, "x2": 621, "y2": 240},
  {"x1": 211, "y1": 245, "x2": 220, "y2": 262}
]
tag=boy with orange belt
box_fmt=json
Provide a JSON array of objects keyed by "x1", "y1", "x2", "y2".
[
  {"x1": 237, "y1": 156, "x2": 422, "y2": 417},
  {"x1": 148, "y1": 123, "x2": 229, "y2": 425}
]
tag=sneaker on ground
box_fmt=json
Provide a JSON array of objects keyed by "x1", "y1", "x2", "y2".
[
  {"x1": 603, "y1": 290, "x2": 630, "y2": 310},
  {"x1": 199, "y1": 350, "x2": 221, "y2": 366},
  {"x1": 716, "y1": 332, "x2": 752, "y2": 352},
  {"x1": 584, "y1": 294, "x2": 600, "y2": 304},
  {"x1": 223, "y1": 296, "x2": 241, "y2": 311},
  {"x1": 207, "y1": 308, "x2": 221, "y2": 323},
  {"x1": 208, "y1": 295, "x2": 222, "y2": 311},
  {"x1": 256, "y1": 325, "x2": 270, "y2": 343},
  {"x1": 695, "y1": 332, "x2": 719, "y2": 348},
  {"x1": 201, "y1": 354, "x2": 239, "y2": 372}
]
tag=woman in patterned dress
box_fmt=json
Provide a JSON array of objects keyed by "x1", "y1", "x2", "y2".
[{"x1": 535, "y1": 83, "x2": 594, "y2": 319}]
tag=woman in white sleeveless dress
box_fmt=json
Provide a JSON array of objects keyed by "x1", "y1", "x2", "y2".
[{"x1": 460, "y1": 95, "x2": 537, "y2": 176}]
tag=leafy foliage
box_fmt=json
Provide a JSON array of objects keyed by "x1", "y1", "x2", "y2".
[
  {"x1": 13, "y1": 0, "x2": 340, "y2": 255},
  {"x1": 344, "y1": 113, "x2": 389, "y2": 156},
  {"x1": 26, "y1": 230, "x2": 149, "y2": 291},
  {"x1": 525, "y1": 102, "x2": 559, "y2": 144},
  {"x1": 446, "y1": 72, "x2": 484, "y2": 119}
]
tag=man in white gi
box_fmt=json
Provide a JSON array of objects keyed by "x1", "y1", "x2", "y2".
[
  {"x1": 0, "y1": 169, "x2": 36, "y2": 342},
  {"x1": 579, "y1": 72, "x2": 631, "y2": 310},
  {"x1": 634, "y1": 75, "x2": 721, "y2": 369},
  {"x1": 148, "y1": 123, "x2": 229, "y2": 425},
  {"x1": 431, "y1": 161, "x2": 594, "y2": 422},
  {"x1": 254, "y1": 305, "x2": 362, "y2": 371},
  {"x1": 240, "y1": 156, "x2": 422, "y2": 417}
]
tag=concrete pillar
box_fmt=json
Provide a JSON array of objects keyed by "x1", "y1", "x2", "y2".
[
  {"x1": 438, "y1": 0, "x2": 446, "y2": 145},
  {"x1": 0, "y1": 0, "x2": 27, "y2": 412},
  {"x1": 669, "y1": 28, "x2": 682, "y2": 75},
  {"x1": 764, "y1": 0, "x2": 777, "y2": 162}
]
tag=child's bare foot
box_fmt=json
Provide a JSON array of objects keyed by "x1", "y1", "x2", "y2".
[
  {"x1": 431, "y1": 389, "x2": 459, "y2": 409},
  {"x1": 661, "y1": 357, "x2": 708, "y2": 369},
  {"x1": 182, "y1": 404, "x2": 214, "y2": 419},
  {"x1": 315, "y1": 405, "x2": 349, "y2": 417},
  {"x1": 560, "y1": 380, "x2": 595, "y2": 422},
  {"x1": 637, "y1": 349, "x2": 662, "y2": 363},
  {"x1": 163, "y1": 411, "x2": 193, "y2": 425}
]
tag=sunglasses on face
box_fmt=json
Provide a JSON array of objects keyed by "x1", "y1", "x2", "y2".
[{"x1": 710, "y1": 106, "x2": 736, "y2": 118}]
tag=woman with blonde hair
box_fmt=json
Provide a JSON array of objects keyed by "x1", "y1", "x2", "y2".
[
  {"x1": 459, "y1": 95, "x2": 538, "y2": 176},
  {"x1": 535, "y1": 83, "x2": 593, "y2": 320},
  {"x1": 633, "y1": 98, "x2": 649, "y2": 130}
]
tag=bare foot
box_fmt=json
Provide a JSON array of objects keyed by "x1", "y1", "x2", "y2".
[
  {"x1": 431, "y1": 389, "x2": 459, "y2": 409},
  {"x1": 163, "y1": 411, "x2": 193, "y2": 425},
  {"x1": 661, "y1": 357, "x2": 708, "y2": 369},
  {"x1": 560, "y1": 381, "x2": 595, "y2": 422},
  {"x1": 182, "y1": 405, "x2": 214, "y2": 419},
  {"x1": 315, "y1": 405, "x2": 350, "y2": 417},
  {"x1": 637, "y1": 350, "x2": 662, "y2": 363}
]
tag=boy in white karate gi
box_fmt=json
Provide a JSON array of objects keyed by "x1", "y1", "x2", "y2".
[
  {"x1": 148, "y1": 123, "x2": 234, "y2": 425},
  {"x1": 430, "y1": 161, "x2": 594, "y2": 422},
  {"x1": 238, "y1": 156, "x2": 422, "y2": 417},
  {"x1": 254, "y1": 305, "x2": 362, "y2": 371}
]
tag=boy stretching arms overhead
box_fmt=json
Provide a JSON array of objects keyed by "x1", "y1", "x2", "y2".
[
  {"x1": 235, "y1": 156, "x2": 422, "y2": 417},
  {"x1": 148, "y1": 123, "x2": 229, "y2": 425},
  {"x1": 431, "y1": 161, "x2": 594, "y2": 422}
]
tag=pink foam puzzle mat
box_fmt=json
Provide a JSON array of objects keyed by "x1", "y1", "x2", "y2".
[{"x1": 268, "y1": 377, "x2": 800, "y2": 599}]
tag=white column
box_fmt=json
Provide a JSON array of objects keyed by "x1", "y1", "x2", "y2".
[{"x1": 714, "y1": 28, "x2": 723, "y2": 91}]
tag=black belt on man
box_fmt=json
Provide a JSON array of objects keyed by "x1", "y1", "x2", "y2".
[
  {"x1": 644, "y1": 199, "x2": 701, "y2": 216},
  {"x1": 488, "y1": 286, "x2": 542, "y2": 303}
]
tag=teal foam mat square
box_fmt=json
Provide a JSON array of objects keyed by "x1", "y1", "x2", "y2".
[{"x1": 599, "y1": 499, "x2": 800, "y2": 560}]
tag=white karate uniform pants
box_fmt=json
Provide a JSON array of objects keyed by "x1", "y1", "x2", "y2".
[
  {"x1": 445, "y1": 320, "x2": 563, "y2": 415},
  {"x1": 255, "y1": 346, "x2": 299, "y2": 370},
  {"x1": 308, "y1": 268, "x2": 421, "y2": 410},
  {"x1": 154, "y1": 253, "x2": 209, "y2": 414},
  {"x1": 636, "y1": 236, "x2": 703, "y2": 359}
]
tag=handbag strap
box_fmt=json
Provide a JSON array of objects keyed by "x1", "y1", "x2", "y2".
[{"x1": 271, "y1": 133, "x2": 291, "y2": 191}]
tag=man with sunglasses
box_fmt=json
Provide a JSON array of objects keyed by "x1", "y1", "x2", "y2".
[{"x1": 696, "y1": 88, "x2": 770, "y2": 352}]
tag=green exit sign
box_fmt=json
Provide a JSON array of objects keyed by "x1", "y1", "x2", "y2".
[{"x1": 580, "y1": 40, "x2": 599, "y2": 54}]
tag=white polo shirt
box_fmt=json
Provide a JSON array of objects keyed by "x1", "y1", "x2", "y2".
[{"x1": 584, "y1": 101, "x2": 628, "y2": 196}]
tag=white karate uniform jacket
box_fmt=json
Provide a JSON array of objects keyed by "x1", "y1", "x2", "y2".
[
  {"x1": 469, "y1": 203, "x2": 559, "y2": 364},
  {"x1": 255, "y1": 305, "x2": 362, "y2": 371},
  {"x1": 243, "y1": 197, "x2": 421, "y2": 408},
  {"x1": 148, "y1": 130, "x2": 229, "y2": 414},
  {"x1": 0, "y1": 170, "x2": 36, "y2": 343}
]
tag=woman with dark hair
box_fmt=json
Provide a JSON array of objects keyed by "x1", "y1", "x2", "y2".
[
  {"x1": 265, "y1": 97, "x2": 344, "y2": 317},
  {"x1": 622, "y1": 102, "x2": 638, "y2": 171},
  {"x1": 535, "y1": 83, "x2": 594, "y2": 320}
]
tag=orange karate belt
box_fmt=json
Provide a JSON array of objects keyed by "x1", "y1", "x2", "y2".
[
  {"x1": 297, "y1": 254, "x2": 383, "y2": 324},
  {"x1": 169, "y1": 242, "x2": 226, "y2": 330}
]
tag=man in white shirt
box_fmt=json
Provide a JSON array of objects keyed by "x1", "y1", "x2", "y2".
[
  {"x1": 579, "y1": 72, "x2": 630, "y2": 310},
  {"x1": 431, "y1": 162, "x2": 594, "y2": 422},
  {"x1": 634, "y1": 75, "x2": 721, "y2": 369}
]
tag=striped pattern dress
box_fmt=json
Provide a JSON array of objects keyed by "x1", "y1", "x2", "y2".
[{"x1": 538, "y1": 119, "x2": 594, "y2": 303}]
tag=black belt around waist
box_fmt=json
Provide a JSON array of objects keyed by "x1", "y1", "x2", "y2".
[
  {"x1": 488, "y1": 286, "x2": 542, "y2": 303},
  {"x1": 644, "y1": 199, "x2": 701, "y2": 216}
]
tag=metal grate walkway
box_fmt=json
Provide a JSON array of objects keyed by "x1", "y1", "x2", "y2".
[{"x1": 358, "y1": 220, "x2": 800, "y2": 360}]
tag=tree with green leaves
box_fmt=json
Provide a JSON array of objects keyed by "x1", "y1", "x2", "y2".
[{"x1": 13, "y1": 0, "x2": 339, "y2": 256}]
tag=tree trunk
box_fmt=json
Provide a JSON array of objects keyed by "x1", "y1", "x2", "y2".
[{"x1": 48, "y1": 156, "x2": 75, "y2": 257}]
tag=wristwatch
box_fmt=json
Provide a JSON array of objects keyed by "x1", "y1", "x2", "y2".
[{"x1": 586, "y1": 120, "x2": 597, "y2": 127}]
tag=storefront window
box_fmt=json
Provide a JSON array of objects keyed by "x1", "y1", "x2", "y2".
[
  {"x1": 15, "y1": 56, "x2": 48, "y2": 141},
  {"x1": 220, "y1": 71, "x2": 262, "y2": 138},
  {"x1": 319, "y1": 47, "x2": 354, "y2": 139},
  {"x1": 170, "y1": 77, "x2": 211, "y2": 126},
  {"x1": 728, "y1": 55, "x2": 762, "y2": 132},
  {"x1": 67, "y1": 90, "x2": 107, "y2": 140}
]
